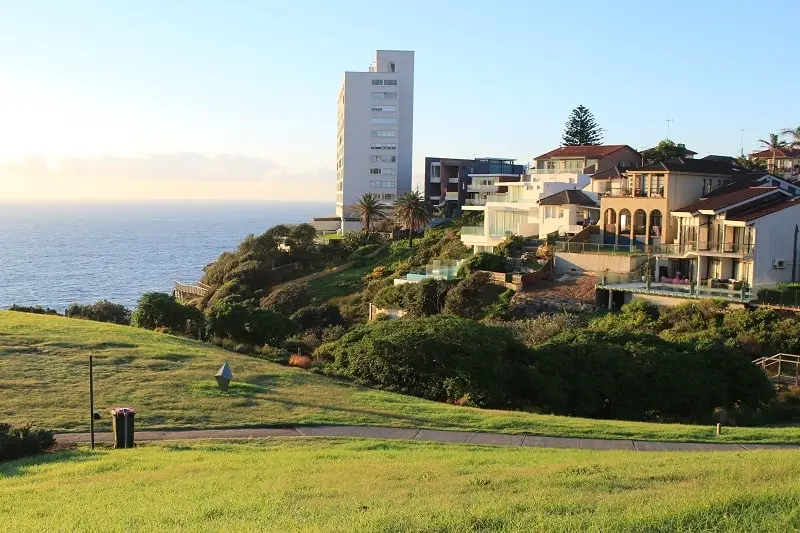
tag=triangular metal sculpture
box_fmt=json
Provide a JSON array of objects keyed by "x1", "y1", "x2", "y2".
[{"x1": 215, "y1": 361, "x2": 233, "y2": 391}]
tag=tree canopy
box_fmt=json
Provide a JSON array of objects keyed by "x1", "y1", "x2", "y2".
[
  {"x1": 561, "y1": 105, "x2": 603, "y2": 146},
  {"x1": 641, "y1": 139, "x2": 689, "y2": 165},
  {"x1": 394, "y1": 191, "x2": 431, "y2": 247}
]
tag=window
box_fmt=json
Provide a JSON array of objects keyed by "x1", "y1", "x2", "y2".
[
  {"x1": 371, "y1": 130, "x2": 397, "y2": 137},
  {"x1": 371, "y1": 117, "x2": 396, "y2": 125},
  {"x1": 369, "y1": 180, "x2": 396, "y2": 188},
  {"x1": 389, "y1": 62, "x2": 395, "y2": 73},
  {"x1": 370, "y1": 105, "x2": 396, "y2": 112},
  {"x1": 371, "y1": 79, "x2": 383, "y2": 86},
  {"x1": 431, "y1": 164, "x2": 440, "y2": 178},
  {"x1": 370, "y1": 143, "x2": 396, "y2": 150},
  {"x1": 559, "y1": 209, "x2": 565, "y2": 218},
  {"x1": 370, "y1": 168, "x2": 382, "y2": 174},
  {"x1": 383, "y1": 79, "x2": 397, "y2": 86},
  {"x1": 372, "y1": 91, "x2": 397, "y2": 100},
  {"x1": 371, "y1": 155, "x2": 396, "y2": 163}
]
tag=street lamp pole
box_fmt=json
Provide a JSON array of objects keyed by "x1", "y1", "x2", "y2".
[{"x1": 89, "y1": 354, "x2": 95, "y2": 450}]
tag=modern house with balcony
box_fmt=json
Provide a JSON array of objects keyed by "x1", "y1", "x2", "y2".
[
  {"x1": 750, "y1": 147, "x2": 800, "y2": 181},
  {"x1": 597, "y1": 158, "x2": 754, "y2": 246},
  {"x1": 424, "y1": 157, "x2": 524, "y2": 215},
  {"x1": 594, "y1": 177, "x2": 800, "y2": 307}
]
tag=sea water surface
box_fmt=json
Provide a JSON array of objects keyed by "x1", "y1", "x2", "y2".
[{"x1": 0, "y1": 201, "x2": 330, "y2": 310}]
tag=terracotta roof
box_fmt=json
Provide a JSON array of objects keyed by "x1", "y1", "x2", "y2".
[
  {"x1": 590, "y1": 166, "x2": 625, "y2": 180},
  {"x1": 750, "y1": 148, "x2": 800, "y2": 159},
  {"x1": 534, "y1": 145, "x2": 635, "y2": 161},
  {"x1": 538, "y1": 189, "x2": 598, "y2": 207},
  {"x1": 673, "y1": 186, "x2": 781, "y2": 214},
  {"x1": 633, "y1": 158, "x2": 744, "y2": 175},
  {"x1": 726, "y1": 196, "x2": 800, "y2": 222}
]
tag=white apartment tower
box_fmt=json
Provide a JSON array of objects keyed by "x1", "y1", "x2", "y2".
[{"x1": 336, "y1": 50, "x2": 414, "y2": 219}]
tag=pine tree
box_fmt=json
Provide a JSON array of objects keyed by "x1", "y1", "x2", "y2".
[{"x1": 561, "y1": 105, "x2": 603, "y2": 146}]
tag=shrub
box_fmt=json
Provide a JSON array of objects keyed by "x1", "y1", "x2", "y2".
[
  {"x1": 66, "y1": 300, "x2": 131, "y2": 325},
  {"x1": 289, "y1": 354, "x2": 313, "y2": 369},
  {"x1": 131, "y1": 293, "x2": 204, "y2": 335},
  {"x1": 509, "y1": 313, "x2": 584, "y2": 348},
  {"x1": 290, "y1": 304, "x2": 343, "y2": 331},
  {"x1": 443, "y1": 272, "x2": 504, "y2": 320},
  {"x1": 342, "y1": 231, "x2": 385, "y2": 254},
  {"x1": 321, "y1": 324, "x2": 347, "y2": 343},
  {"x1": 372, "y1": 279, "x2": 454, "y2": 317},
  {"x1": 363, "y1": 265, "x2": 391, "y2": 283},
  {"x1": 457, "y1": 252, "x2": 508, "y2": 276},
  {"x1": 283, "y1": 331, "x2": 322, "y2": 355},
  {"x1": 495, "y1": 235, "x2": 527, "y2": 258},
  {"x1": 258, "y1": 282, "x2": 310, "y2": 316},
  {"x1": 324, "y1": 316, "x2": 536, "y2": 407},
  {"x1": 0, "y1": 424, "x2": 55, "y2": 462},
  {"x1": 9, "y1": 305, "x2": 59, "y2": 315},
  {"x1": 206, "y1": 300, "x2": 290, "y2": 347}
]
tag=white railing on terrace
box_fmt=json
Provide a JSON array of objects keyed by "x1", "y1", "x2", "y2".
[
  {"x1": 752, "y1": 353, "x2": 800, "y2": 386},
  {"x1": 467, "y1": 184, "x2": 499, "y2": 192},
  {"x1": 557, "y1": 241, "x2": 754, "y2": 258},
  {"x1": 597, "y1": 273, "x2": 753, "y2": 302},
  {"x1": 527, "y1": 168, "x2": 584, "y2": 175}
]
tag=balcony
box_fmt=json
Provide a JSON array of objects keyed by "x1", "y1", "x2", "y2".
[
  {"x1": 448, "y1": 177, "x2": 460, "y2": 184},
  {"x1": 444, "y1": 191, "x2": 459, "y2": 200},
  {"x1": 467, "y1": 184, "x2": 499, "y2": 192},
  {"x1": 429, "y1": 176, "x2": 441, "y2": 184},
  {"x1": 464, "y1": 198, "x2": 485, "y2": 206},
  {"x1": 601, "y1": 188, "x2": 665, "y2": 198},
  {"x1": 460, "y1": 225, "x2": 485, "y2": 236},
  {"x1": 598, "y1": 273, "x2": 753, "y2": 303}
]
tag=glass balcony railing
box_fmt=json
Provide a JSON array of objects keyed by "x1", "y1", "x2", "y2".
[{"x1": 460, "y1": 225, "x2": 485, "y2": 236}]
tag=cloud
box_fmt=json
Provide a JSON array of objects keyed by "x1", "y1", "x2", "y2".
[
  {"x1": 0, "y1": 153, "x2": 335, "y2": 202},
  {"x1": 0, "y1": 153, "x2": 286, "y2": 182}
]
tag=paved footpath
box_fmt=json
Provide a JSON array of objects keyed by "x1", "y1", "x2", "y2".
[{"x1": 55, "y1": 425, "x2": 800, "y2": 452}]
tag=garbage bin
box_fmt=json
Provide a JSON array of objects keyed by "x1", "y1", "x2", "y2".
[{"x1": 110, "y1": 407, "x2": 136, "y2": 449}]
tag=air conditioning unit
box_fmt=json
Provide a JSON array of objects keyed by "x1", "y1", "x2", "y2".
[{"x1": 773, "y1": 259, "x2": 786, "y2": 269}]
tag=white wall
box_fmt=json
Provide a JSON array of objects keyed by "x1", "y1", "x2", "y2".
[
  {"x1": 555, "y1": 251, "x2": 646, "y2": 274},
  {"x1": 752, "y1": 203, "x2": 800, "y2": 284},
  {"x1": 337, "y1": 50, "x2": 414, "y2": 217}
]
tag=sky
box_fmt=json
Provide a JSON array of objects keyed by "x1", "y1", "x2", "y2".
[{"x1": 1, "y1": 0, "x2": 797, "y2": 203}]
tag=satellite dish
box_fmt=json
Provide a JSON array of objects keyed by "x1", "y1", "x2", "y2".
[{"x1": 215, "y1": 361, "x2": 233, "y2": 391}]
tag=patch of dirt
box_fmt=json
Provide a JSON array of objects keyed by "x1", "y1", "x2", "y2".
[{"x1": 512, "y1": 275, "x2": 598, "y2": 317}]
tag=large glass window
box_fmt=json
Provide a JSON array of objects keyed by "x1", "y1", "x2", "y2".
[
  {"x1": 371, "y1": 117, "x2": 396, "y2": 125},
  {"x1": 370, "y1": 105, "x2": 397, "y2": 112},
  {"x1": 431, "y1": 164, "x2": 440, "y2": 178},
  {"x1": 383, "y1": 79, "x2": 397, "y2": 86},
  {"x1": 372, "y1": 91, "x2": 397, "y2": 100},
  {"x1": 370, "y1": 143, "x2": 396, "y2": 150},
  {"x1": 370, "y1": 130, "x2": 397, "y2": 137}
]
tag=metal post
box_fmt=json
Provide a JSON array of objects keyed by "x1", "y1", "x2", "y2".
[
  {"x1": 89, "y1": 355, "x2": 95, "y2": 450},
  {"x1": 792, "y1": 224, "x2": 798, "y2": 283}
]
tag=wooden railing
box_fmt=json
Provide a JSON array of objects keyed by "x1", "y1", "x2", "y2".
[
  {"x1": 753, "y1": 353, "x2": 800, "y2": 386},
  {"x1": 174, "y1": 281, "x2": 210, "y2": 301}
]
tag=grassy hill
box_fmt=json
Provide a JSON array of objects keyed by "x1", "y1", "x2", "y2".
[
  {"x1": 3, "y1": 438, "x2": 800, "y2": 532},
  {"x1": 2, "y1": 311, "x2": 800, "y2": 443}
]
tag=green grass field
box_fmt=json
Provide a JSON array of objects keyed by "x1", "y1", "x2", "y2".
[
  {"x1": 2, "y1": 311, "x2": 800, "y2": 443},
  {"x1": 2, "y1": 438, "x2": 799, "y2": 532}
]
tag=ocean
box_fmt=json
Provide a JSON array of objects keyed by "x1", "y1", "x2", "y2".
[{"x1": 0, "y1": 201, "x2": 331, "y2": 311}]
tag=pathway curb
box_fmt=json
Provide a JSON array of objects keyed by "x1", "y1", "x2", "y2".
[{"x1": 55, "y1": 425, "x2": 800, "y2": 452}]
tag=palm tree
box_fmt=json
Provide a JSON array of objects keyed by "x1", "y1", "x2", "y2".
[
  {"x1": 354, "y1": 193, "x2": 388, "y2": 232},
  {"x1": 735, "y1": 155, "x2": 767, "y2": 172},
  {"x1": 781, "y1": 126, "x2": 800, "y2": 149},
  {"x1": 394, "y1": 190, "x2": 431, "y2": 247},
  {"x1": 757, "y1": 133, "x2": 788, "y2": 173}
]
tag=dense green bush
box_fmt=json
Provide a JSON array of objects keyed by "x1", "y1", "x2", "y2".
[
  {"x1": 494, "y1": 235, "x2": 528, "y2": 258},
  {"x1": 443, "y1": 272, "x2": 504, "y2": 320},
  {"x1": 66, "y1": 300, "x2": 131, "y2": 325},
  {"x1": 206, "y1": 300, "x2": 291, "y2": 347},
  {"x1": 199, "y1": 223, "x2": 321, "y2": 309},
  {"x1": 258, "y1": 282, "x2": 310, "y2": 316},
  {"x1": 507, "y1": 313, "x2": 584, "y2": 348},
  {"x1": 529, "y1": 329, "x2": 774, "y2": 422},
  {"x1": 0, "y1": 423, "x2": 54, "y2": 462},
  {"x1": 322, "y1": 316, "x2": 536, "y2": 407},
  {"x1": 341, "y1": 231, "x2": 386, "y2": 254},
  {"x1": 9, "y1": 305, "x2": 59, "y2": 315},
  {"x1": 290, "y1": 304, "x2": 343, "y2": 332},
  {"x1": 372, "y1": 279, "x2": 453, "y2": 317},
  {"x1": 131, "y1": 293, "x2": 204, "y2": 336},
  {"x1": 457, "y1": 252, "x2": 508, "y2": 276}
]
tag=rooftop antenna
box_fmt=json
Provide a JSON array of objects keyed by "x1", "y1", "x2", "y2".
[
  {"x1": 739, "y1": 129, "x2": 745, "y2": 156},
  {"x1": 665, "y1": 119, "x2": 674, "y2": 140}
]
